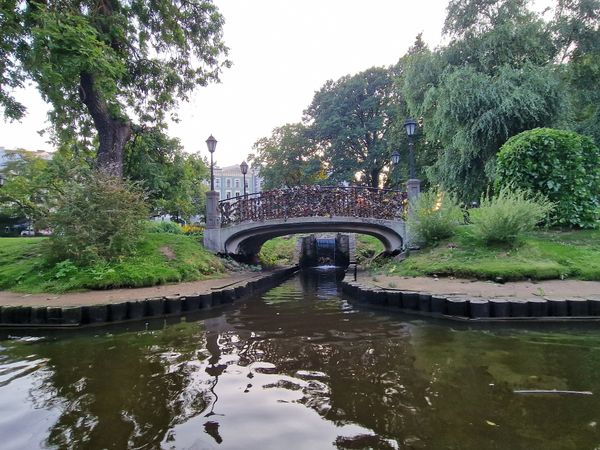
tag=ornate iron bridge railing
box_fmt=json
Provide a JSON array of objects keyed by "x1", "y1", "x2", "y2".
[{"x1": 218, "y1": 185, "x2": 408, "y2": 227}]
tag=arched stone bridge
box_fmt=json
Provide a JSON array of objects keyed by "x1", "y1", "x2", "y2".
[{"x1": 203, "y1": 184, "x2": 418, "y2": 259}]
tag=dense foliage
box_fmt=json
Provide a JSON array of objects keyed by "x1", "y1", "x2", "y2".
[
  {"x1": 470, "y1": 187, "x2": 554, "y2": 245},
  {"x1": 48, "y1": 174, "x2": 148, "y2": 264},
  {"x1": 124, "y1": 128, "x2": 209, "y2": 221},
  {"x1": 249, "y1": 124, "x2": 324, "y2": 190},
  {"x1": 496, "y1": 128, "x2": 600, "y2": 228},
  {"x1": 1, "y1": 0, "x2": 229, "y2": 176},
  {"x1": 253, "y1": 0, "x2": 600, "y2": 205},
  {"x1": 0, "y1": 150, "x2": 83, "y2": 232},
  {"x1": 305, "y1": 67, "x2": 403, "y2": 187}
]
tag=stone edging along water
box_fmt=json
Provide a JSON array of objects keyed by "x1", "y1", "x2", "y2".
[
  {"x1": 0, "y1": 267, "x2": 299, "y2": 329},
  {"x1": 340, "y1": 278, "x2": 600, "y2": 322}
]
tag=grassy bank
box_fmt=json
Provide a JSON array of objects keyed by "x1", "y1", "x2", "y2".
[
  {"x1": 0, "y1": 233, "x2": 225, "y2": 293},
  {"x1": 377, "y1": 226, "x2": 600, "y2": 281},
  {"x1": 258, "y1": 236, "x2": 297, "y2": 267}
]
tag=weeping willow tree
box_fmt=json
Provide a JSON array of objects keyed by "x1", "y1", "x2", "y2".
[{"x1": 401, "y1": 0, "x2": 566, "y2": 200}]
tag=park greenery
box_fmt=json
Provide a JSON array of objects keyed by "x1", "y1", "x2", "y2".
[
  {"x1": 407, "y1": 189, "x2": 462, "y2": 245},
  {"x1": 251, "y1": 0, "x2": 600, "y2": 225},
  {"x1": 1, "y1": 0, "x2": 600, "y2": 292},
  {"x1": 1, "y1": 0, "x2": 230, "y2": 176},
  {"x1": 376, "y1": 227, "x2": 600, "y2": 281},
  {"x1": 496, "y1": 128, "x2": 600, "y2": 228},
  {"x1": 0, "y1": 233, "x2": 224, "y2": 293}
]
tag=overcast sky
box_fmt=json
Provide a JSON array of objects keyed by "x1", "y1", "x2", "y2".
[{"x1": 0, "y1": 0, "x2": 551, "y2": 167}]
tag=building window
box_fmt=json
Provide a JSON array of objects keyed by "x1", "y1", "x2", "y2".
[
  {"x1": 235, "y1": 191, "x2": 240, "y2": 197},
  {"x1": 215, "y1": 179, "x2": 220, "y2": 188},
  {"x1": 226, "y1": 191, "x2": 231, "y2": 199},
  {"x1": 226, "y1": 178, "x2": 231, "y2": 188},
  {"x1": 235, "y1": 179, "x2": 240, "y2": 188}
]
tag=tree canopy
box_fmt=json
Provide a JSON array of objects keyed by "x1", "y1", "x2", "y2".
[
  {"x1": 249, "y1": 123, "x2": 324, "y2": 190},
  {"x1": 1, "y1": 0, "x2": 230, "y2": 176},
  {"x1": 249, "y1": 0, "x2": 600, "y2": 204},
  {"x1": 124, "y1": 128, "x2": 209, "y2": 221},
  {"x1": 305, "y1": 67, "x2": 402, "y2": 188}
]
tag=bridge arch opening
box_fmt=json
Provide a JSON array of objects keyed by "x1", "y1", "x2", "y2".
[{"x1": 241, "y1": 232, "x2": 396, "y2": 267}]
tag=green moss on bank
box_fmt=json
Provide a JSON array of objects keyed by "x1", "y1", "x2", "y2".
[
  {"x1": 0, "y1": 233, "x2": 225, "y2": 293},
  {"x1": 379, "y1": 226, "x2": 600, "y2": 281}
]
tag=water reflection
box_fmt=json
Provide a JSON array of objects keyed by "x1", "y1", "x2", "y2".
[{"x1": 1, "y1": 269, "x2": 600, "y2": 449}]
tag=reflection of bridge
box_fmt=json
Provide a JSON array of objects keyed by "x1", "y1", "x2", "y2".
[{"x1": 203, "y1": 183, "x2": 420, "y2": 259}]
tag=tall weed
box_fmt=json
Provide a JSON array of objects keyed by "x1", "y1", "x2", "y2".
[
  {"x1": 471, "y1": 186, "x2": 554, "y2": 246},
  {"x1": 408, "y1": 189, "x2": 462, "y2": 245}
]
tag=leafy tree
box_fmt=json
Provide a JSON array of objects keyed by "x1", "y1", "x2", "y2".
[
  {"x1": 0, "y1": 150, "x2": 81, "y2": 230},
  {"x1": 124, "y1": 128, "x2": 209, "y2": 221},
  {"x1": 249, "y1": 123, "x2": 325, "y2": 190},
  {"x1": 496, "y1": 128, "x2": 600, "y2": 228},
  {"x1": 1, "y1": 0, "x2": 230, "y2": 177},
  {"x1": 305, "y1": 67, "x2": 402, "y2": 188},
  {"x1": 552, "y1": 0, "x2": 600, "y2": 146},
  {"x1": 402, "y1": 0, "x2": 565, "y2": 200}
]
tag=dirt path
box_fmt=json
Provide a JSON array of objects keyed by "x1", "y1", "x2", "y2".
[
  {"x1": 3, "y1": 270, "x2": 599, "y2": 308},
  {"x1": 0, "y1": 271, "x2": 265, "y2": 307},
  {"x1": 361, "y1": 273, "x2": 600, "y2": 299}
]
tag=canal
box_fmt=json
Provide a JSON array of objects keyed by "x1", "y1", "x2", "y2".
[{"x1": 1, "y1": 268, "x2": 600, "y2": 449}]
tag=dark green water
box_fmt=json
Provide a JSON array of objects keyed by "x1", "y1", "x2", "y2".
[{"x1": 2, "y1": 268, "x2": 600, "y2": 449}]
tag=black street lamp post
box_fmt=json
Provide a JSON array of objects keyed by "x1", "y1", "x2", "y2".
[
  {"x1": 206, "y1": 135, "x2": 217, "y2": 191},
  {"x1": 404, "y1": 118, "x2": 417, "y2": 179},
  {"x1": 240, "y1": 161, "x2": 248, "y2": 197},
  {"x1": 390, "y1": 150, "x2": 400, "y2": 189}
]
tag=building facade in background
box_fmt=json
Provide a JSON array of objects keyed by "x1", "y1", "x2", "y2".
[
  {"x1": 213, "y1": 164, "x2": 263, "y2": 200},
  {"x1": 0, "y1": 147, "x2": 52, "y2": 171}
]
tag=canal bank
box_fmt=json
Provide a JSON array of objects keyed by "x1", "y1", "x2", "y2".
[
  {"x1": 3, "y1": 267, "x2": 600, "y2": 449},
  {"x1": 0, "y1": 267, "x2": 298, "y2": 328},
  {"x1": 343, "y1": 270, "x2": 600, "y2": 322}
]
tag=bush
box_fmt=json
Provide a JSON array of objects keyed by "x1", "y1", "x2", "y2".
[
  {"x1": 496, "y1": 128, "x2": 600, "y2": 228},
  {"x1": 182, "y1": 224, "x2": 204, "y2": 235},
  {"x1": 408, "y1": 189, "x2": 462, "y2": 245},
  {"x1": 48, "y1": 173, "x2": 148, "y2": 264},
  {"x1": 147, "y1": 220, "x2": 183, "y2": 234},
  {"x1": 470, "y1": 187, "x2": 554, "y2": 245}
]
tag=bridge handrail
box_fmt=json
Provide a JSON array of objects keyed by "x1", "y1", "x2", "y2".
[{"x1": 218, "y1": 185, "x2": 408, "y2": 227}]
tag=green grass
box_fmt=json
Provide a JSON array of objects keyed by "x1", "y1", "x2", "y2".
[
  {"x1": 356, "y1": 234, "x2": 384, "y2": 263},
  {"x1": 0, "y1": 233, "x2": 225, "y2": 293},
  {"x1": 258, "y1": 236, "x2": 297, "y2": 267},
  {"x1": 379, "y1": 226, "x2": 600, "y2": 281}
]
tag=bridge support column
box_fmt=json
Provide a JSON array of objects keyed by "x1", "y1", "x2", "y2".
[
  {"x1": 205, "y1": 190, "x2": 220, "y2": 229},
  {"x1": 405, "y1": 178, "x2": 421, "y2": 248}
]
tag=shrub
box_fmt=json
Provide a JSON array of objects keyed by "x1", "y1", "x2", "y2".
[
  {"x1": 470, "y1": 186, "x2": 554, "y2": 246},
  {"x1": 496, "y1": 128, "x2": 600, "y2": 228},
  {"x1": 407, "y1": 188, "x2": 462, "y2": 245},
  {"x1": 48, "y1": 173, "x2": 148, "y2": 264},
  {"x1": 182, "y1": 224, "x2": 204, "y2": 235},
  {"x1": 147, "y1": 220, "x2": 183, "y2": 234}
]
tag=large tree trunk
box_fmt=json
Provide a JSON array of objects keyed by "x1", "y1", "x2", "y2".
[{"x1": 79, "y1": 71, "x2": 131, "y2": 177}]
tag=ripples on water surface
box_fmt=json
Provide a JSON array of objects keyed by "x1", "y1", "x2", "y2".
[{"x1": 2, "y1": 267, "x2": 600, "y2": 449}]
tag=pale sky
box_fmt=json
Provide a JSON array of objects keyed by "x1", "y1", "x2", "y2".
[{"x1": 0, "y1": 0, "x2": 552, "y2": 167}]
